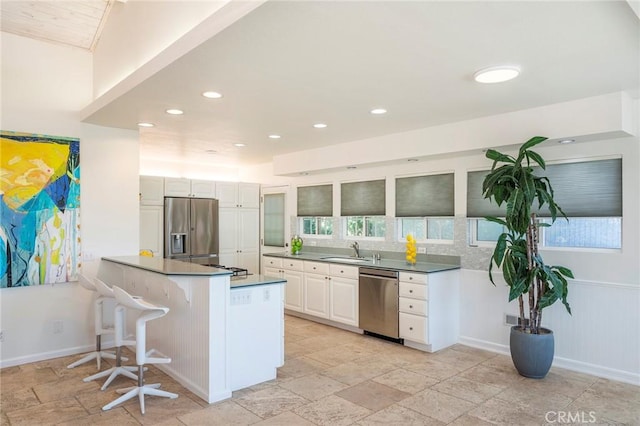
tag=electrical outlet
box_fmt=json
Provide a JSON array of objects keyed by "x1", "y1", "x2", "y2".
[
  {"x1": 264, "y1": 287, "x2": 271, "y2": 302},
  {"x1": 417, "y1": 247, "x2": 426, "y2": 254},
  {"x1": 0, "y1": 330, "x2": 4, "y2": 342},
  {"x1": 52, "y1": 320, "x2": 64, "y2": 334},
  {"x1": 505, "y1": 314, "x2": 529, "y2": 327}
]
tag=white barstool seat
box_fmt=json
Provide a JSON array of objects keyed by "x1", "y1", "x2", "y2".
[
  {"x1": 67, "y1": 275, "x2": 119, "y2": 370},
  {"x1": 103, "y1": 286, "x2": 178, "y2": 414},
  {"x1": 83, "y1": 278, "x2": 139, "y2": 389}
]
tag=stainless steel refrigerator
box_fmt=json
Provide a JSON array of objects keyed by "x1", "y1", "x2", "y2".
[{"x1": 164, "y1": 197, "x2": 219, "y2": 265}]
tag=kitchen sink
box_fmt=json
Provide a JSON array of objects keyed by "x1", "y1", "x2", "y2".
[{"x1": 321, "y1": 256, "x2": 370, "y2": 263}]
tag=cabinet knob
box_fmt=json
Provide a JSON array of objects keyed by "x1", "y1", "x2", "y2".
[
  {"x1": 409, "y1": 289, "x2": 413, "y2": 293},
  {"x1": 340, "y1": 270, "x2": 344, "y2": 273},
  {"x1": 409, "y1": 327, "x2": 413, "y2": 331},
  {"x1": 409, "y1": 277, "x2": 413, "y2": 280},
  {"x1": 410, "y1": 305, "x2": 413, "y2": 308}
]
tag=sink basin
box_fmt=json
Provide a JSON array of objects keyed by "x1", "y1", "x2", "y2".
[{"x1": 321, "y1": 256, "x2": 369, "y2": 263}]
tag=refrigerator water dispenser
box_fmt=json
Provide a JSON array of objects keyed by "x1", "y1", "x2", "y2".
[{"x1": 171, "y1": 233, "x2": 187, "y2": 255}]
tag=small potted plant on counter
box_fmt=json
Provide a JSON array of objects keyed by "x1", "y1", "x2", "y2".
[{"x1": 482, "y1": 136, "x2": 574, "y2": 379}]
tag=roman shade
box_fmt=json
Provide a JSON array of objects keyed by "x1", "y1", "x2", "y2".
[
  {"x1": 396, "y1": 173, "x2": 454, "y2": 217},
  {"x1": 467, "y1": 158, "x2": 622, "y2": 218},
  {"x1": 297, "y1": 184, "x2": 333, "y2": 217},
  {"x1": 341, "y1": 179, "x2": 386, "y2": 216}
]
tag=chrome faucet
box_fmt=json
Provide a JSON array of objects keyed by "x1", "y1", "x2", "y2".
[{"x1": 351, "y1": 242, "x2": 361, "y2": 258}]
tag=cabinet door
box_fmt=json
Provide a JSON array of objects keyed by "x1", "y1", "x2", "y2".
[
  {"x1": 140, "y1": 205, "x2": 163, "y2": 256},
  {"x1": 304, "y1": 273, "x2": 330, "y2": 318},
  {"x1": 139, "y1": 176, "x2": 165, "y2": 205},
  {"x1": 238, "y1": 209, "x2": 259, "y2": 251},
  {"x1": 238, "y1": 250, "x2": 259, "y2": 275},
  {"x1": 283, "y1": 270, "x2": 304, "y2": 312},
  {"x1": 191, "y1": 180, "x2": 216, "y2": 198},
  {"x1": 164, "y1": 178, "x2": 191, "y2": 196},
  {"x1": 238, "y1": 183, "x2": 260, "y2": 208},
  {"x1": 216, "y1": 181, "x2": 239, "y2": 207},
  {"x1": 218, "y1": 207, "x2": 238, "y2": 266},
  {"x1": 330, "y1": 276, "x2": 358, "y2": 326}
]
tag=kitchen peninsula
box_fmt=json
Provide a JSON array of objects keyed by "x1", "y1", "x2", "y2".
[{"x1": 98, "y1": 256, "x2": 285, "y2": 404}]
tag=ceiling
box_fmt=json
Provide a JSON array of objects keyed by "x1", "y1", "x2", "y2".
[{"x1": 4, "y1": 1, "x2": 640, "y2": 168}]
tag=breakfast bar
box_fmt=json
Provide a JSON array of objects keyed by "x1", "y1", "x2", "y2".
[{"x1": 98, "y1": 256, "x2": 285, "y2": 404}]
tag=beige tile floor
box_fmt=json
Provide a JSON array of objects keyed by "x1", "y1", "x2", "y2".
[{"x1": 1, "y1": 315, "x2": 638, "y2": 425}]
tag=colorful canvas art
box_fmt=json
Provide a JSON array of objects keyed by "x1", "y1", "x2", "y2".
[{"x1": 1, "y1": 131, "x2": 80, "y2": 287}]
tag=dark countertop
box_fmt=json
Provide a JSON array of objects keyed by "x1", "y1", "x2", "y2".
[
  {"x1": 230, "y1": 274, "x2": 286, "y2": 289},
  {"x1": 102, "y1": 256, "x2": 232, "y2": 276},
  {"x1": 263, "y1": 251, "x2": 460, "y2": 274}
]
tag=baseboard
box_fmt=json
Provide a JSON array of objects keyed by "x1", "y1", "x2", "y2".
[
  {"x1": 155, "y1": 363, "x2": 232, "y2": 404},
  {"x1": 0, "y1": 341, "x2": 115, "y2": 369},
  {"x1": 458, "y1": 336, "x2": 640, "y2": 386},
  {"x1": 284, "y1": 309, "x2": 363, "y2": 334}
]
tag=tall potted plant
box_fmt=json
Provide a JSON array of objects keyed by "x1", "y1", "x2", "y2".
[{"x1": 482, "y1": 136, "x2": 574, "y2": 379}]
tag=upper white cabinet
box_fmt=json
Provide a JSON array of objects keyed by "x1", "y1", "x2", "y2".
[
  {"x1": 165, "y1": 178, "x2": 216, "y2": 198},
  {"x1": 216, "y1": 182, "x2": 260, "y2": 208},
  {"x1": 139, "y1": 176, "x2": 165, "y2": 205}
]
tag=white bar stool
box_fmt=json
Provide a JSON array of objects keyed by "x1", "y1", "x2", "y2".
[
  {"x1": 103, "y1": 286, "x2": 178, "y2": 415},
  {"x1": 83, "y1": 278, "x2": 139, "y2": 389},
  {"x1": 67, "y1": 275, "x2": 119, "y2": 370}
]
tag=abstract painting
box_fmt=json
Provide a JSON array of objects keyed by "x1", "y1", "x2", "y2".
[{"x1": 1, "y1": 131, "x2": 80, "y2": 287}]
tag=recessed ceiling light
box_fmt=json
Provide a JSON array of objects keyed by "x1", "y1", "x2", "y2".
[
  {"x1": 558, "y1": 139, "x2": 575, "y2": 144},
  {"x1": 300, "y1": 172, "x2": 309, "y2": 176},
  {"x1": 202, "y1": 91, "x2": 223, "y2": 99},
  {"x1": 370, "y1": 108, "x2": 387, "y2": 115},
  {"x1": 205, "y1": 149, "x2": 217, "y2": 154},
  {"x1": 166, "y1": 108, "x2": 184, "y2": 115},
  {"x1": 474, "y1": 66, "x2": 520, "y2": 83},
  {"x1": 407, "y1": 158, "x2": 418, "y2": 162},
  {"x1": 234, "y1": 143, "x2": 246, "y2": 147},
  {"x1": 313, "y1": 123, "x2": 327, "y2": 129},
  {"x1": 347, "y1": 166, "x2": 357, "y2": 169},
  {"x1": 137, "y1": 122, "x2": 154, "y2": 128},
  {"x1": 268, "y1": 135, "x2": 281, "y2": 139}
]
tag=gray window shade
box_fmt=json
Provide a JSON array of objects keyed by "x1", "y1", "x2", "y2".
[
  {"x1": 396, "y1": 173, "x2": 454, "y2": 217},
  {"x1": 297, "y1": 184, "x2": 333, "y2": 216},
  {"x1": 341, "y1": 180, "x2": 386, "y2": 216},
  {"x1": 467, "y1": 158, "x2": 622, "y2": 218},
  {"x1": 264, "y1": 193, "x2": 285, "y2": 247}
]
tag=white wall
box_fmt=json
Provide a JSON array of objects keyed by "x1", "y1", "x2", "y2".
[{"x1": 0, "y1": 33, "x2": 140, "y2": 366}]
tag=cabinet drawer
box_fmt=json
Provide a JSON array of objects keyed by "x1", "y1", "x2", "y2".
[
  {"x1": 399, "y1": 297, "x2": 428, "y2": 316},
  {"x1": 399, "y1": 313, "x2": 428, "y2": 343},
  {"x1": 282, "y1": 258, "x2": 304, "y2": 272},
  {"x1": 399, "y1": 282, "x2": 427, "y2": 300},
  {"x1": 399, "y1": 271, "x2": 427, "y2": 284},
  {"x1": 263, "y1": 257, "x2": 283, "y2": 268},
  {"x1": 304, "y1": 261, "x2": 330, "y2": 275},
  {"x1": 329, "y1": 264, "x2": 359, "y2": 279}
]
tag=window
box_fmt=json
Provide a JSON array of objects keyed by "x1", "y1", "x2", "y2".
[
  {"x1": 345, "y1": 216, "x2": 385, "y2": 238},
  {"x1": 263, "y1": 193, "x2": 285, "y2": 247},
  {"x1": 467, "y1": 158, "x2": 622, "y2": 250},
  {"x1": 396, "y1": 173, "x2": 455, "y2": 242},
  {"x1": 300, "y1": 217, "x2": 333, "y2": 236},
  {"x1": 398, "y1": 217, "x2": 454, "y2": 242}
]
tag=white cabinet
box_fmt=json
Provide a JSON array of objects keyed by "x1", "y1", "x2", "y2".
[
  {"x1": 216, "y1": 182, "x2": 260, "y2": 208},
  {"x1": 140, "y1": 205, "x2": 163, "y2": 256},
  {"x1": 399, "y1": 270, "x2": 459, "y2": 352},
  {"x1": 303, "y1": 262, "x2": 330, "y2": 319},
  {"x1": 219, "y1": 208, "x2": 259, "y2": 273},
  {"x1": 262, "y1": 256, "x2": 305, "y2": 313},
  {"x1": 164, "y1": 178, "x2": 216, "y2": 198},
  {"x1": 139, "y1": 176, "x2": 164, "y2": 205},
  {"x1": 329, "y1": 264, "x2": 359, "y2": 327}
]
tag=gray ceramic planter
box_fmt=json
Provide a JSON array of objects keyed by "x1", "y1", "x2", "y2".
[{"x1": 509, "y1": 326, "x2": 554, "y2": 379}]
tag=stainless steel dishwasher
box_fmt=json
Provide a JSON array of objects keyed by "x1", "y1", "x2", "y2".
[{"x1": 359, "y1": 267, "x2": 400, "y2": 340}]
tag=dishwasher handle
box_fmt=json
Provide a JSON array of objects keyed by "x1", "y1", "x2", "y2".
[{"x1": 359, "y1": 268, "x2": 398, "y2": 279}]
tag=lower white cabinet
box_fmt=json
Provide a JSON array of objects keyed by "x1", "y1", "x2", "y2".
[
  {"x1": 304, "y1": 273, "x2": 330, "y2": 318},
  {"x1": 140, "y1": 205, "x2": 163, "y2": 256},
  {"x1": 399, "y1": 270, "x2": 459, "y2": 352},
  {"x1": 329, "y1": 264, "x2": 358, "y2": 327},
  {"x1": 263, "y1": 256, "x2": 304, "y2": 312}
]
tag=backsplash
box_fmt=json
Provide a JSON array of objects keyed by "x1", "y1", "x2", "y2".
[{"x1": 291, "y1": 216, "x2": 493, "y2": 270}]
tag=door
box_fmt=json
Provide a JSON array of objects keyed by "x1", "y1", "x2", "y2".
[
  {"x1": 190, "y1": 198, "x2": 219, "y2": 258},
  {"x1": 261, "y1": 186, "x2": 289, "y2": 255},
  {"x1": 304, "y1": 273, "x2": 329, "y2": 318},
  {"x1": 331, "y1": 276, "x2": 358, "y2": 326}
]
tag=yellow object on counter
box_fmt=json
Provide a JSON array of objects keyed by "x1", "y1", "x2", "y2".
[
  {"x1": 405, "y1": 234, "x2": 417, "y2": 265},
  {"x1": 139, "y1": 249, "x2": 154, "y2": 257}
]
